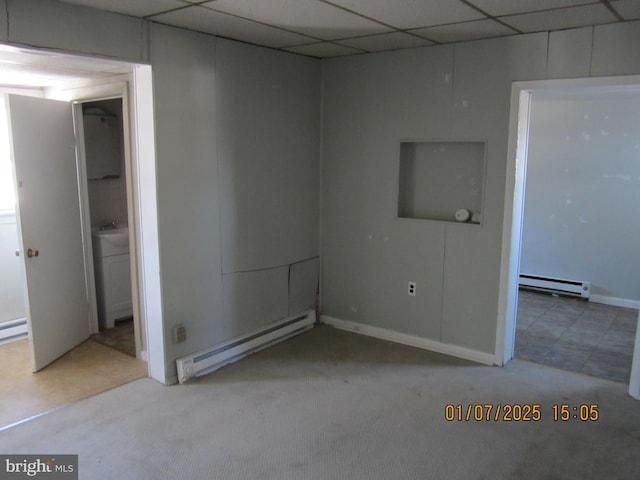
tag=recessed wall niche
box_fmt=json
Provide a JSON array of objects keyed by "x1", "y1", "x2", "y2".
[{"x1": 398, "y1": 141, "x2": 486, "y2": 224}]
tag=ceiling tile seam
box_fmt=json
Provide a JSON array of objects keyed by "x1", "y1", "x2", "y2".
[
  {"x1": 501, "y1": 22, "x2": 619, "y2": 37},
  {"x1": 498, "y1": 20, "x2": 621, "y2": 37},
  {"x1": 601, "y1": 0, "x2": 624, "y2": 21},
  {"x1": 317, "y1": 0, "x2": 411, "y2": 33},
  {"x1": 288, "y1": 39, "x2": 369, "y2": 54},
  {"x1": 304, "y1": 30, "x2": 439, "y2": 46},
  {"x1": 459, "y1": 0, "x2": 522, "y2": 34},
  {"x1": 143, "y1": 17, "x2": 311, "y2": 57},
  {"x1": 143, "y1": 3, "x2": 194, "y2": 19},
  {"x1": 496, "y1": 3, "x2": 621, "y2": 25},
  {"x1": 317, "y1": 0, "x2": 491, "y2": 42},
  {"x1": 195, "y1": 3, "x2": 326, "y2": 47},
  {"x1": 145, "y1": 3, "x2": 335, "y2": 49},
  {"x1": 328, "y1": 41, "x2": 388, "y2": 54},
  {"x1": 276, "y1": 48, "x2": 322, "y2": 60},
  {"x1": 466, "y1": 0, "x2": 607, "y2": 19},
  {"x1": 402, "y1": 18, "x2": 517, "y2": 42},
  {"x1": 142, "y1": 13, "x2": 331, "y2": 58},
  {"x1": 401, "y1": 30, "x2": 439, "y2": 44}
]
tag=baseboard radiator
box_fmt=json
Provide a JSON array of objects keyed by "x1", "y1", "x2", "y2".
[
  {"x1": 0, "y1": 318, "x2": 28, "y2": 343},
  {"x1": 176, "y1": 310, "x2": 315, "y2": 384},
  {"x1": 519, "y1": 274, "x2": 590, "y2": 299}
]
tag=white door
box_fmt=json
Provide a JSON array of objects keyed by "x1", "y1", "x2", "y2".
[{"x1": 7, "y1": 94, "x2": 90, "y2": 372}]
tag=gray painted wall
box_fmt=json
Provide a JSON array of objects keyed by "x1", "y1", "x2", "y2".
[
  {"x1": 321, "y1": 22, "x2": 640, "y2": 355},
  {"x1": 149, "y1": 26, "x2": 321, "y2": 379},
  {"x1": 5, "y1": 0, "x2": 147, "y2": 62},
  {"x1": 521, "y1": 91, "x2": 640, "y2": 301},
  {"x1": 150, "y1": 24, "x2": 224, "y2": 375},
  {"x1": 5, "y1": 0, "x2": 320, "y2": 382},
  {"x1": 5, "y1": 0, "x2": 640, "y2": 374},
  {"x1": 216, "y1": 38, "x2": 320, "y2": 338}
]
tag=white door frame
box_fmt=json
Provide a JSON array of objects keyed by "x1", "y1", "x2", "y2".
[
  {"x1": 496, "y1": 75, "x2": 640, "y2": 399},
  {"x1": 72, "y1": 88, "x2": 139, "y2": 346},
  {"x1": 46, "y1": 66, "x2": 166, "y2": 383}
]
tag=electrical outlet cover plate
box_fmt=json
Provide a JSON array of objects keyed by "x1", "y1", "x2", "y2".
[
  {"x1": 408, "y1": 282, "x2": 416, "y2": 296},
  {"x1": 174, "y1": 325, "x2": 186, "y2": 344}
]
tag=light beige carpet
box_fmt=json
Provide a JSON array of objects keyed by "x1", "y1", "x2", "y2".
[
  {"x1": 0, "y1": 338, "x2": 147, "y2": 428},
  {"x1": 1, "y1": 325, "x2": 639, "y2": 479}
]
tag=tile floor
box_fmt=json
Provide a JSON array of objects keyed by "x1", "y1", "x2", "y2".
[
  {"x1": 91, "y1": 318, "x2": 136, "y2": 357},
  {"x1": 515, "y1": 290, "x2": 638, "y2": 383}
]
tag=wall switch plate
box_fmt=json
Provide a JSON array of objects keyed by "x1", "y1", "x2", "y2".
[
  {"x1": 174, "y1": 325, "x2": 186, "y2": 344},
  {"x1": 408, "y1": 282, "x2": 416, "y2": 296}
]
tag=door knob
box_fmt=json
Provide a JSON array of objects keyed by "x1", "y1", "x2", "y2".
[{"x1": 27, "y1": 248, "x2": 39, "y2": 258}]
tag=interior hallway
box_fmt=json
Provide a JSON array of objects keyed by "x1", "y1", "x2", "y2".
[
  {"x1": 0, "y1": 336, "x2": 146, "y2": 429},
  {"x1": 515, "y1": 290, "x2": 638, "y2": 382}
]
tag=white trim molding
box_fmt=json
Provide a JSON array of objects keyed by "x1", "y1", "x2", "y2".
[
  {"x1": 321, "y1": 315, "x2": 496, "y2": 366},
  {"x1": 590, "y1": 295, "x2": 640, "y2": 310}
]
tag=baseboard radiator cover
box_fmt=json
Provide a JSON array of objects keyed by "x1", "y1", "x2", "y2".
[
  {"x1": 0, "y1": 318, "x2": 28, "y2": 343},
  {"x1": 519, "y1": 274, "x2": 590, "y2": 299},
  {"x1": 176, "y1": 310, "x2": 315, "y2": 384}
]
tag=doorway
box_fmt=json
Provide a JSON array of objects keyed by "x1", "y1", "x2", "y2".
[
  {"x1": 81, "y1": 96, "x2": 137, "y2": 358},
  {"x1": 0, "y1": 91, "x2": 148, "y2": 429},
  {"x1": 0, "y1": 44, "x2": 164, "y2": 384},
  {"x1": 496, "y1": 76, "x2": 640, "y2": 398},
  {"x1": 514, "y1": 88, "x2": 640, "y2": 382}
]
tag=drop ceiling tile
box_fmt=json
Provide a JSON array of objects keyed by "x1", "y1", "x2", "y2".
[
  {"x1": 202, "y1": 0, "x2": 392, "y2": 40},
  {"x1": 411, "y1": 19, "x2": 515, "y2": 43},
  {"x1": 337, "y1": 32, "x2": 434, "y2": 52},
  {"x1": 60, "y1": 0, "x2": 189, "y2": 17},
  {"x1": 500, "y1": 4, "x2": 618, "y2": 32},
  {"x1": 467, "y1": 0, "x2": 597, "y2": 17},
  {"x1": 284, "y1": 42, "x2": 363, "y2": 58},
  {"x1": 327, "y1": 0, "x2": 484, "y2": 29},
  {"x1": 610, "y1": 0, "x2": 640, "y2": 20},
  {"x1": 151, "y1": 5, "x2": 316, "y2": 47}
]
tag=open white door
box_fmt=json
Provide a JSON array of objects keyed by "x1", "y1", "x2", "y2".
[{"x1": 7, "y1": 94, "x2": 90, "y2": 372}]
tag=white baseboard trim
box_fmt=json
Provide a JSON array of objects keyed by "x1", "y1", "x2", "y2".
[
  {"x1": 590, "y1": 295, "x2": 640, "y2": 310},
  {"x1": 321, "y1": 315, "x2": 496, "y2": 366}
]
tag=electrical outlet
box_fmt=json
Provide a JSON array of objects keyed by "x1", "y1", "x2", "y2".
[
  {"x1": 408, "y1": 282, "x2": 416, "y2": 296},
  {"x1": 174, "y1": 325, "x2": 186, "y2": 344}
]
